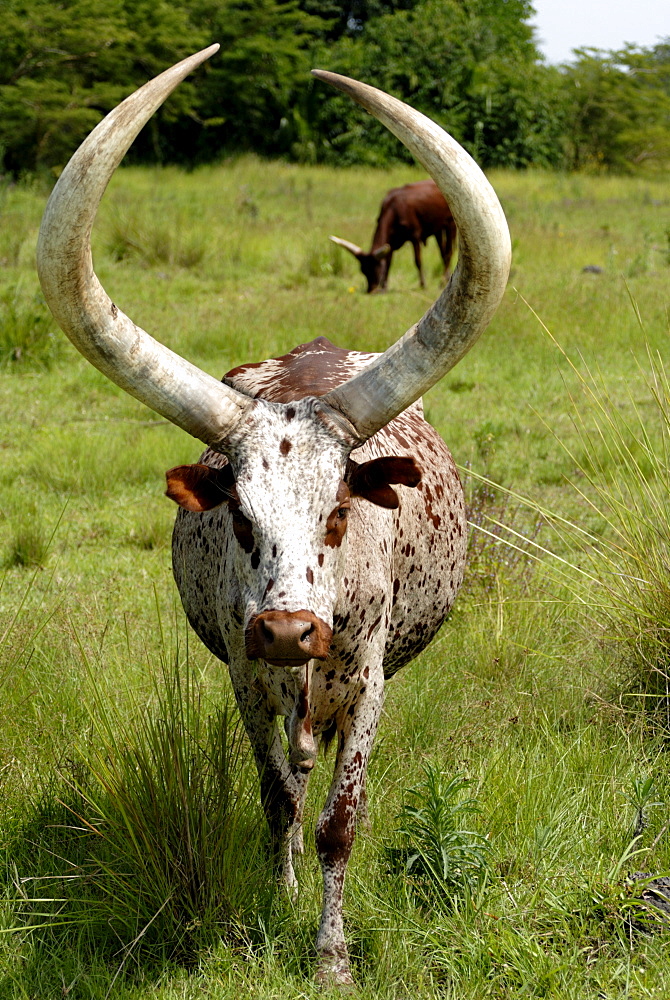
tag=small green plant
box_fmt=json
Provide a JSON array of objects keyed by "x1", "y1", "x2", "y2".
[
  {"x1": 623, "y1": 775, "x2": 663, "y2": 840},
  {"x1": 304, "y1": 242, "x2": 344, "y2": 278},
  {"x1": 391, "y1": 767, "x2": 492, "y2": 906},
  {"x1": 473, "y1": 420, "x2": 500, "y2": 463}
]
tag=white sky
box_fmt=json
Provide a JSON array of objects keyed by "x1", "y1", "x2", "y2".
[{"x1": 530, "y1": 0, "x2": 670, "y2": 64}]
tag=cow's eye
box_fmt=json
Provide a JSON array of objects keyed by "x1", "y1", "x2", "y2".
[{"x1": 337, "y1": 507, "x2": 348, "y2": 520}]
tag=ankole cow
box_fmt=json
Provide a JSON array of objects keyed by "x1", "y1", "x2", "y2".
[
  {"x1": 330, "y1": 178, "x2": 457, "y2": 292},
  {"x1": 37, "y1": 46, "x2": 510, "y2": 986}
]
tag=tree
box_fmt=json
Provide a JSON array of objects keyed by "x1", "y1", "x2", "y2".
[
  {"x1": 298, "y1": 0, "x2": 564, "y2": 168},
  {"x1": 180, "y1": 0, "x2": 321, "y2": 162},
  {"x1": 560, "y1": 45, "x2": 670, "y2": 172},
  {"x1": 0, "y1": 0, "x2": 204, "y2": 173}
]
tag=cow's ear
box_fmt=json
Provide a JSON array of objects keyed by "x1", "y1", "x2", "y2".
[
  {"x1": 165, "y1": 463, "x2": 235, "y2": 512},
  {"x1": 348, "y1": 456, "x2": 422, "y2": 509},
  {"x1": 372, "y1": 242, "x2": 392, "y2": 261}
]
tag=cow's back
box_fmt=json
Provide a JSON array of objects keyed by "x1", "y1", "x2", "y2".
[{"x1": 383, "y1": 180, "x2": 453, "y2": 243}]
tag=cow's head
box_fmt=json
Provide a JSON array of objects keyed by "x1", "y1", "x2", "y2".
[
  {"x1": 164, "y1": 396, "x2": 421, "y2": 665},
  {"x1": 329, "y1": 237, "x2": 391, "y2": 293},
  {"x1": 36, "y1": 48, "x2": 511, "y2": 665}
]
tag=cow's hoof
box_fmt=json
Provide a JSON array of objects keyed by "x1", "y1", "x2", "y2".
[{"x1": 315, "y1": 955, "x2": 355, "y2": 990}]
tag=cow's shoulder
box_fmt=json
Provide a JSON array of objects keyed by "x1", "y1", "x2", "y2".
[{"x1": 223, "y1": 337, "x2": 379, "y2": 403}]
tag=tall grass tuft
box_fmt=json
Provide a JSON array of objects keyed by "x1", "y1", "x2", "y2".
[
  {"x1": 463, "y1": 473, "x2": 543, "y2": 597},
  {"x1": 3, "y1": 517, "x2": 50, "y2": 568},
  {"x1": 0, "y1": 287, "x2": 59, "y2": 368},
  {"x1": 514, "y1": 301, "x2": 670, "y2": 724},
  {"x1": 105, "y1": 214, "x2": 207, "y2": 269},
  {"x1": 8, "y1": 649, "x2": 270, "y2": 967}
]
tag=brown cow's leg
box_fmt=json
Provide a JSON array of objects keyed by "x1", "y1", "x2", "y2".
[
  {"x1": 440, "y1": 220, "x2": 458, "y2": 282},
  {"x1": 411, "y1": 240, "x2": 425, "y2": 287},
  {"x1": 314, "y1": 683, "x2": 384, "y2": 985},
  {"x1": 378, "y1": 254, "x2": 392, "y2": 291}
]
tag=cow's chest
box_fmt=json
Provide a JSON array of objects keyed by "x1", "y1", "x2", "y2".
[{"x1": 253, "y1": 657, "x2": 374, "y2": 734}]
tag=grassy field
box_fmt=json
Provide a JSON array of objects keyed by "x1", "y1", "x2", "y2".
[{"x1": 1, "y1": 157, "x2": 670, "y2": 998}]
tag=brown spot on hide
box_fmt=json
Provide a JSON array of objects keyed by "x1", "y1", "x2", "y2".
[
  {"x1": 225, "y1": 338, "x2": 357, "y2": 403},
  {"x1": 229, "y1": 500, "x2": 254, "y2": 552},
  {"x1": 316, "y1": 794, "x2": 356, "y2": 864},
  {"x1": 280, "y1": 437, "x2": 292, "y2": 456},
  {"x1": 306, "y1": 567, "x2": 314, "y2": 585}
]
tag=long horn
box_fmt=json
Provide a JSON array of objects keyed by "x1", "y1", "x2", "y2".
[
  {"x1": 313, "y1": 71, "x2": 511, "y2": 441},
  {"x1": 36, "y1": 46, "x2": 253, "y2": 450},
  {"x1": 329, "y1": 235, "x2": 364, "y2": 258}
]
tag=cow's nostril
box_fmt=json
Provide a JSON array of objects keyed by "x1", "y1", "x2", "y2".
[
  {"x1": 300, "y1": 624, "x2": 314, "y2": 644},
  {"x1": 261, "y1": 622, "x2": 274, "y2": 645}
]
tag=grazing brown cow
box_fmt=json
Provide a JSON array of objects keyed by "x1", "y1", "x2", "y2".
[
  {"x1": 36, "y1": 47, "x2": 511, "y2": 987},
  {"x1": 330, "y1": 179, "x2": 457, "y2": 292}
]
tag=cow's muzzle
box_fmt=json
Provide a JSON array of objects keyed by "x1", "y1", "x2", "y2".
[{"x1": 246, "y1": 610, "x2": 332, "y2": 666}]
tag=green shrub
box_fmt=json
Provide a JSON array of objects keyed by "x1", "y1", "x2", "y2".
[{"x1": 390, "y1": 768, "x2": 492, "y2": 906}]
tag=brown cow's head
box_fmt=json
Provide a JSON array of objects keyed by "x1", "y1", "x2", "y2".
[{"x1": 329, "y1": 237, "x2": 392, "y2": 293}]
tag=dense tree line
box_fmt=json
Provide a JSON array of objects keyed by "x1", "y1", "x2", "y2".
[{"x1": 0, "y1": 0, "x2": 669, "y2": 175}]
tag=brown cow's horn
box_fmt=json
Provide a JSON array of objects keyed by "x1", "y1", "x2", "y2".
[
  {"x1": 36, "y1": 46, "x2": 254, "y2": 451},
  {"x1": 329, "y1": 235, "x2": 364, "y2": 258},
  {"x1": 313, "y1": 70, "x2": 511, "y2": 442}
]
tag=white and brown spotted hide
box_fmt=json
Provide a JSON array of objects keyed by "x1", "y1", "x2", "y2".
[{"x1": 170, "y1": 336, "x2": 466, "y2": 984}]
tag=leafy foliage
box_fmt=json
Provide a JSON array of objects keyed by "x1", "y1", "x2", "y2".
[
  {"x1": 561, "y1": 46, "x2": 670, "y2": 172},
  {"x1": 0, "y1": 0, "x2": 668, "y2": 174},
  {"x1": 392, "y1": 768, "x2": 492, "y2": 904}
]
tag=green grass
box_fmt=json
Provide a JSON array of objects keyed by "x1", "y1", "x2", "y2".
[{"x1": 1, "y1": 158, "x2": 670, "y2": 997}]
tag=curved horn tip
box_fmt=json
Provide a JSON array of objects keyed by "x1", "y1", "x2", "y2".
[
  {"x1": 311, "y1": 69, "x2": 363, "y2": 100},
  {"x1": 329, "y1": 236, "x2": 364, "y2": 257},
  {"x1": 176, "y1": 43, "x2": 220, "y2": 72}
]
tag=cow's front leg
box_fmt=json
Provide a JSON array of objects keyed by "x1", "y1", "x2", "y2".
[
  {"x1": 412, "y1": 239, "x2": 425, "y2": 287},
  {"x1": 315, "y1": 681, "x2": 384, "y2": 986},
  {"x1": 289, "y1": 761, "x2": 311, "y2": 857},
  {"x1": 229, "y1": 668, "x2": 303, "y2": 891}
]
